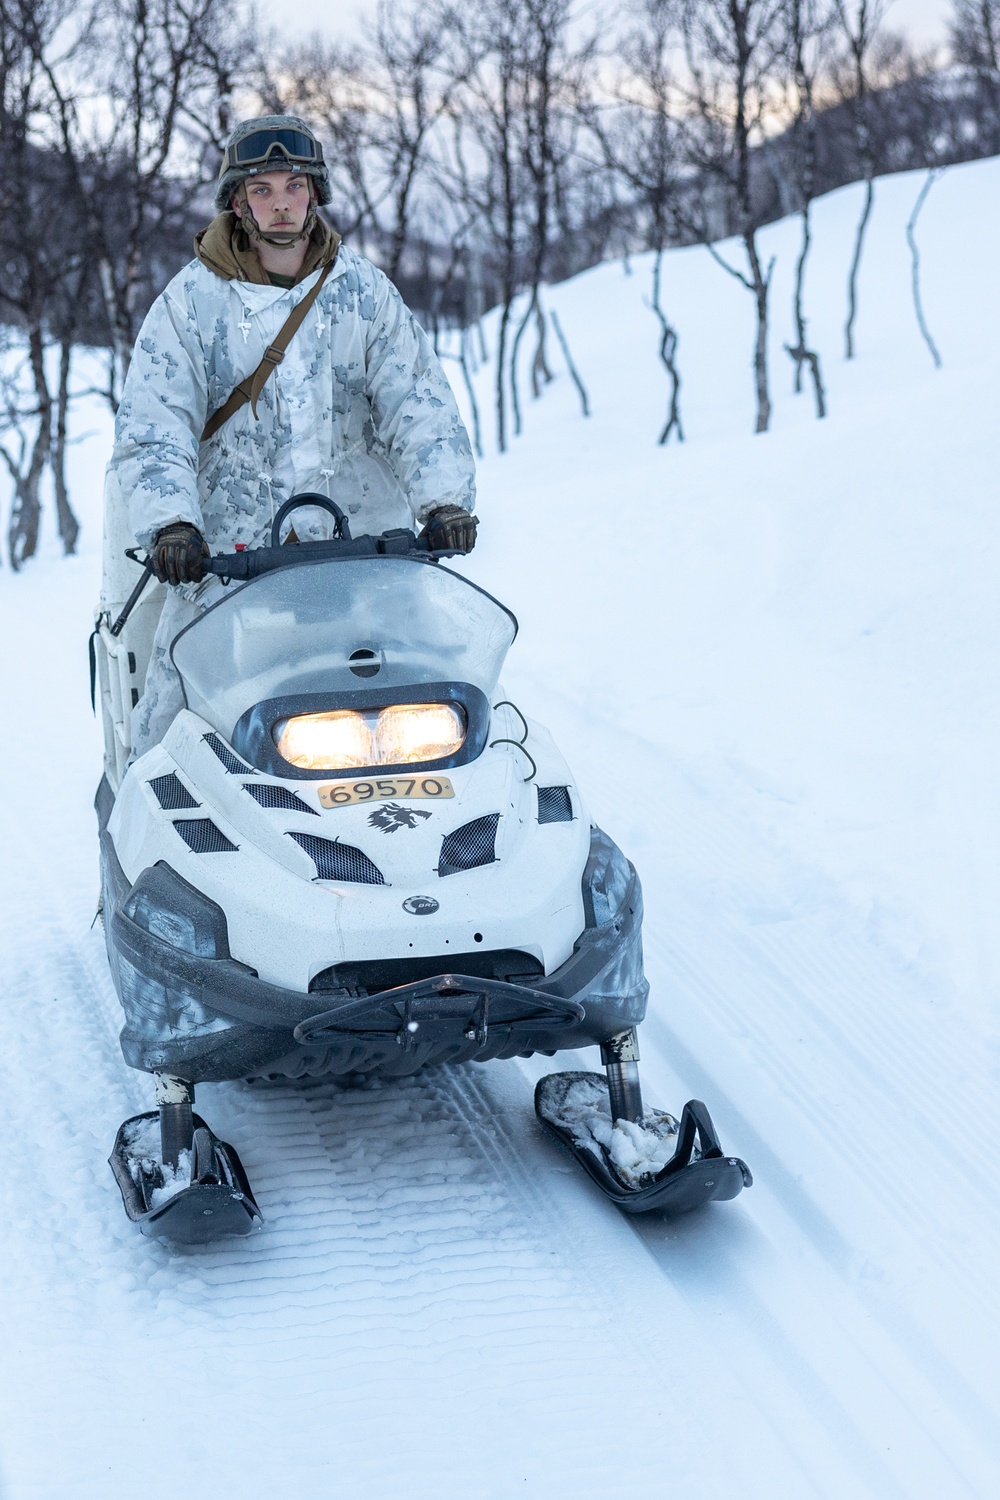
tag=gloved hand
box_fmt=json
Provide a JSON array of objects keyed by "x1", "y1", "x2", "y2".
[
  {"x1": 151, "y1": 522, "x2": 210, "y2": 586},
  {"x1": 420, "y1": 504, "x2": 478, "y2": 554}
]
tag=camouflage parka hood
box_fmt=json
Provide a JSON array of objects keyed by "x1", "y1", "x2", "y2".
[{"x1": 193, "y1": 211, "x2": 341, "y2": 286}]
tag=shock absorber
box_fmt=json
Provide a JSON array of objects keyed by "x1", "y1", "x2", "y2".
[
  {"x1": 155, "y1": 1073, "x2": 195, "y2": 1169},
  {"x1": 600, "y1": 1028, "x2": 644, "y2": 1124}
]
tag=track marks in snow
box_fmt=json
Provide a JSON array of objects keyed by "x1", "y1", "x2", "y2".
[
  {"x1": 502, "y1": 669, "x2": 1000, "y2": 1497},
  {"x1": 0, "y1": 781, "x2": 692, "y2": 1497},
  {"x1": 0, "y1": 671, "x2": 707, "y2": 1498}
]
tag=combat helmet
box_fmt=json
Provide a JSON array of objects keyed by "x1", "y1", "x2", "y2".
[{"x1": 215, "y1": 115, "x2": 332, "y2": 245}]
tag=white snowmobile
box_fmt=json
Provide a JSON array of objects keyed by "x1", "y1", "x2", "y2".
[{"x1": 93, "y1": 495, "x2": 750, "y2": 1242}]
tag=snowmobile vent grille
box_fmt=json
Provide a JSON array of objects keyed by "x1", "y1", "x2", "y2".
[
  {"x1": 310, "y1": 947, "x2": 545, "y2": 994},
  {"x1": 288, "y1": 832, "x2": 387, "y2": 885},
  {"x1": 174, "y1": 818, "x2": 238, "y2": 854},
  {"x1": 537, "y1": 786, "x2": 573, "y2": 823},
  {"x1": 242, "y1": 782, "x2": 318, "y2": 815},
  {"x1": 204, "y1": 733, "x2": 251, "y2": 775},
  {"x1": 149, "y1": 773, "x2": 199, "y2": 811},
  {"x1": 438, "y1": 814, "x2": 500, "y2": 877}
]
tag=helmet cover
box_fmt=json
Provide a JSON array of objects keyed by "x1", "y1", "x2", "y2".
[{"x1": 214, "y1": 114, "x2": 332, "y2": 212}]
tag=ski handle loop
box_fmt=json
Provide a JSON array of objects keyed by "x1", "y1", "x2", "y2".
[
  {"x1": 672, "y1": 1100, "x2": 725, "y2": 1169},
  {"x1": 270, "y1": 493, "x2": 351, "y2": 548}
]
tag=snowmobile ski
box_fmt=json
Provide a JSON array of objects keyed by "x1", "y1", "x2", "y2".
[
  {"x1": 535, "y1": 1072, "x2": 751, "y2": 1216},
  {"x1": 109, "y1": 1111, "x2": 262, "y2": 1243}
]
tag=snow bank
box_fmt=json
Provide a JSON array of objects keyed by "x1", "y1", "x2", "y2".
[{"x1": 462, "y1": 158, "x2": 1000, "y2": 1031}]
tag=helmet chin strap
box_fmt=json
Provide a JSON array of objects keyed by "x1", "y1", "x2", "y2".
[{"x1": 235, "y1": 181, "x2": 318, "y2": 248}]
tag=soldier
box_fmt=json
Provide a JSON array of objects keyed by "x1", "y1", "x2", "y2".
[{"x1": 107, "y1": 114, "x2": 477, "y2": 756}]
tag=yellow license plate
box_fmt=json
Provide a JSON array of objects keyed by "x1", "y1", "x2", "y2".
[{"x1": 317, "y1": 774, "x2": 455, "y2": 809}]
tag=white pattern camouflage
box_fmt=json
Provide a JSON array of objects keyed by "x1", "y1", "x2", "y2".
[
  {"x1": 109, "y1": 241, "x2": 476, "y2": 757},
  {"x1": 114, "y1": 242, "x2": 475, "y2": 546}
]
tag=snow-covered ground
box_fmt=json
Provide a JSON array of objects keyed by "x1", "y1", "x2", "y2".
[{"x1": 1, "y1": 158, "x2": 999, "y2": 1498}]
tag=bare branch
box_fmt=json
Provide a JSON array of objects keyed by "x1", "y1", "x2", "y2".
[{"x1": 906, "y1": 167, "x2": 943, "y2": 368}]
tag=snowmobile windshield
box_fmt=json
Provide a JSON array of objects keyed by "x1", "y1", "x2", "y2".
[{"x1": 170, "y1": 556, "x2": 517, "y2": 741}]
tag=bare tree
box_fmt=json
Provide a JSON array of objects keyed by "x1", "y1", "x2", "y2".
[
  {"x1": 47, "y1": 260, "x2": 92, "y2": 555},
  {"x1": 419, "y1": 214, "x2": 487, "y2": 457},
  {"x1": 589, "y1": 0, "x2": 686, "y2": 443},
  {"x1": 683, "y1": 0, "x2": 785, "y2": 433},
  {"x1": 951, "y1": 0, "x2": 1000, "y2": 65},
  {"x1": 439, "y1": 0, "x2": 597, "y2": 448},
  {"x1": 950, "y1": 0, "x2": 1000, "y2": 150},
  {"x1": 0, "y1": 344, "x2": 49, "y2": 571},
  {"x1": 831, "y1": 0, "x2": 888, "y2": 358},
  {"x1": 0, "y1": 0, "x2": 86, "y2": 565},
  {"x1": 35, "y1": 0, "x2": 255, "y2": 409},
  {"x1": 506, "y1": 0, "x2": 594, "y2": 431},
  {"x1": 261, "y1": 39, "x2": 381, "y2": 250},
  {"x1": 269, "y1": 0, "x2": 456, "y2": 290},
  {"x1": 442, "y1": 0, "x2": 530, "y2": 453},
  {"x1": 51, "y1": 336, "x2": 81, "y2": 554},
  {"x1": 778, "y1": 0, "x2": 833, "y2": 415},
  {"x1": 906, "y1": 167, "x2": 942, "y2": 367},
  {"x1": 0, "y1": 0, "x2": 251, "y2": 563},
  {"x1": 370, "y1": 1, "x2": 458, "y2": 285}
]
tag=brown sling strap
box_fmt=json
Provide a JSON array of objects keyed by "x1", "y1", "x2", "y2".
[{"x1": 200, "y1": 261, "x2": 334, "y2": 443}]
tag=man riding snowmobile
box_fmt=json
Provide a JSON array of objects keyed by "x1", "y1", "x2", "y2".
[
  {"x1": 94, "y1": 117, "x2": 749, "y2": 1242},
  {"x1": 107, "y1": 115, "x2": 478, "y2": 760}
]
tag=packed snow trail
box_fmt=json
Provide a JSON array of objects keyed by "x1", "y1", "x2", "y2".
[{"x1": 2, "y1": 158, "x2": 1000, "y2": 1497}]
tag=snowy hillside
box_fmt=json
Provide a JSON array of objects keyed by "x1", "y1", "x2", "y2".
[{"x1": 2, "y1": 157, "x2": 1000, "y2": 1499}]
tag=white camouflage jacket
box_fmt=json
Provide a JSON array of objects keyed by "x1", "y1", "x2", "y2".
[{"x1": 110, "y1": 240, "x2": 476, "y2": 550}]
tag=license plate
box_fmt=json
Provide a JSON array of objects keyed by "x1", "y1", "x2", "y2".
[{"x1": 317, "y1": 774, "x2": 455, "y2": 809}]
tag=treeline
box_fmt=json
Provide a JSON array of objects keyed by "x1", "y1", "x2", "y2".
[{"x1": 2, "y1": 0, "x2": 999, "y2": 567}]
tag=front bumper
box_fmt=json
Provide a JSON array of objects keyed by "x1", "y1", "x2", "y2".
[{"x1": 98, "y1": 778, "x2": 649, "y2": 1082}]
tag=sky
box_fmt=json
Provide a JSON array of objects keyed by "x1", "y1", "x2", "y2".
[{"x1": 272, "y1": 0, "x2": 955, "y2": 55}]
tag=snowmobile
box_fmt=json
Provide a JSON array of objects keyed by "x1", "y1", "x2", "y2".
[{"x1": 93, "y1": 495, "x2": 751, "y2": 1242}]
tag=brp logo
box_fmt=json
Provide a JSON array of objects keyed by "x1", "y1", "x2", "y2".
[{"x1": 402, "y1": 895, "x2": 439, "y2": 916}]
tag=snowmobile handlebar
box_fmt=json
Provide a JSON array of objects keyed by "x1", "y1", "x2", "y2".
[
  {"x1": 202, "y1": 525, "x2": 456, "y2": 582},
  {"x1": 196, "y1": 490, "x2": 462, "y2": 579},
  {"x1": 108, "y1": 500, "x2": 460, "y2": 636}
]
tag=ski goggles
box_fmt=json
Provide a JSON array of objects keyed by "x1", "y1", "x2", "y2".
[{"x1": 225, "y1": 128, "x2": 324, "y2": 171}]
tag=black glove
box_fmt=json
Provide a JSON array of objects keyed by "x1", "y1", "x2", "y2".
[
  {"x1": 421, "y1": 504, "x2": 478, "y2": 554},
  {"x1": 151, "y1": 522, "x2": 210, "y2": 586}
]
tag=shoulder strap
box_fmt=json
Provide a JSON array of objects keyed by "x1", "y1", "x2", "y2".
[{"x1": 200, "y1": 261, "x2": 334, "y2": 443}]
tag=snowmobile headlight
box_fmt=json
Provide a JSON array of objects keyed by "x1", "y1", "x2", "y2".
[
  {"x1": 374, "y1": 702, "x2": 466, "y2": 765},
  {"x1": 121, "y1": 862, "x2": 230, "y2": 959},
  {"x1": 275, "y1": 710, "x2": 374, "y2": 771},
  {"x1": 274, "y1": 703, "x2": 466, "y2": 771}
]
